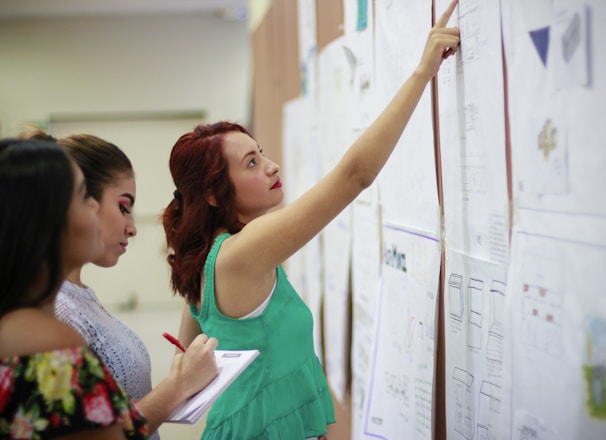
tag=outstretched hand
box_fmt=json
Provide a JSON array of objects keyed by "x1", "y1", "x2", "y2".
[{"x1": 416, "y1": 0, "x2": 460, "y2": 81}]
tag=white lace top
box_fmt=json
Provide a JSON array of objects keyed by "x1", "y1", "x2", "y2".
[{"x1": 55, "y1": 281, "x2": 160, "y2": 440}]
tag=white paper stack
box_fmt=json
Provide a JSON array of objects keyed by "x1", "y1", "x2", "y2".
[{"x1": 167, "y1": 349, "x2": 260, "y2": 424}]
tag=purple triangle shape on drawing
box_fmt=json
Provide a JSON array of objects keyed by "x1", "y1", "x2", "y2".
[{"x1": 529, "y1": 26, "x2": 550, "y2": 67}]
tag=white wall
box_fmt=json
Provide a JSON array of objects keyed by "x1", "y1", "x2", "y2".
[
  {"x1": 0, "y1": 13, "x2": 251, "y2": 439},
  {"x1": 0, "y1": 12, "x2": 251, "y2": 136},
  {"x1": 0, "y1": 13, "x2": 251, "y2": 309}
]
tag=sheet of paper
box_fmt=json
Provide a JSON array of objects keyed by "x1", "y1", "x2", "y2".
[
  {"x1": 297, "y1": 0, "x2": 317, "y2": 97},
  {"x1": 503, "y1": 230, "x2": 606, "y2": 439},
  {"x1": 351, "y1": 198, "x2": 382, "y2": 440},
  {"x1": 315, "y1": 36, "x2": 355, "y2": 403},
  {"x1": 322, "y1": 208, "x2": 352, "y2": 405},
  {"x1": 317, "y1": 36, "x2": 353, "y2": 175},
  {"x1": 436, "y1": 0, "x2": 510, "y2": 265},
  {"x1": 364, "y1": 224, "x2": 441, "y2": 439},
  {"x1": 283, "y1": 96, "x2": 324, "y2": 362},
  {"x1": 343, "y1": 0, "x2": 376, "y2": 137},
  {"x1": 502, "y1": 0, "x2": 606, "y2": 219},
  {"x1": 374, "y1": 0, "x2": 439, "y2": 232},
  {"x1": 443, "y1": 249, "x2": 509, "y2": 440}
]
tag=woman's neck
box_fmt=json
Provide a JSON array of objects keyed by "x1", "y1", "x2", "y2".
[{"x1": 65, "y1": 267, "x2": 85, "y2": 288}]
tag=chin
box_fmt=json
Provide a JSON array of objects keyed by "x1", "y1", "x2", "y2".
[{"x1": 94, "y1": 255, "x2": 120, "y2": 268}]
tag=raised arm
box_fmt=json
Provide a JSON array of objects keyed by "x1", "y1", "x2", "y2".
[{"x1": 226, "y1": 0, "x2": 459, "y2": 273}]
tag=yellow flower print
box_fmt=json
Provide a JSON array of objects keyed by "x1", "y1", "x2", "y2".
[{"x1": 32, "y1": 352, "x2": 75, "y2": 413}]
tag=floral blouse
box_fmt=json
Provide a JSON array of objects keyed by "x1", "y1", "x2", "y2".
[{"x1": 0, "y1": 346, "x2": 148, "y2": 439}]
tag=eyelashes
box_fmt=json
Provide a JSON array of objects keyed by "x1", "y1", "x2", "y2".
[{"x1": 119, "y1": 203, "x2": 131, "y2": 215}]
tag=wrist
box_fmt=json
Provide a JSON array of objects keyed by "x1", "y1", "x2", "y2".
[{"x1": 411, "y1": 67, "x2": 434, "y2": 84}]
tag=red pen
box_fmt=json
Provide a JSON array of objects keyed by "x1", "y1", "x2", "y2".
[{"x1": 162, "y1": 332, "x2": 186, "y2": 352}]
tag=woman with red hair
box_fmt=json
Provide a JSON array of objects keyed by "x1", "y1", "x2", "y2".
[{"x1": 163, "y1": 2, "x2": 459, "y2": 439}]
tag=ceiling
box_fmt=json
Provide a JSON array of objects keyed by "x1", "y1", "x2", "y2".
[{"x1": 0, "y1": 0, "x2": 249, "y2": 19}]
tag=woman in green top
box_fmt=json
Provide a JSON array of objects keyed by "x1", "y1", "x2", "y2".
[{"x1": 162, "y1": 2, "x2": 459, "y2": 438}]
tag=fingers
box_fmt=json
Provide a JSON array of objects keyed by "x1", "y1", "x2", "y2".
[
  {"x1": 205, "y1": 336, "x2": 218, "y2": 350},
  {"x1": 431, "y1": 28, "x2": 460, "y2": 59},
  {"x1": 190, "y1": 333, "x2": 218, "y2": 351},
  {"x1": 435, "y1": 0, "x2": 458, "y2": 28}
]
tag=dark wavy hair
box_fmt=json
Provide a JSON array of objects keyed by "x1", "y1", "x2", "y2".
[
  {"x1": 21, "y1": 127, "x2": 133, "y2": 202},
  {"x1": 0, "y1": 138, "x2": 74, "y2": 316},
  {"x1": 162, "y1": 122, "x2": 250, "y2": 303}
]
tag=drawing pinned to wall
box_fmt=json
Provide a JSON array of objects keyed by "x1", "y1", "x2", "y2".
[
  {"x1": 550, "y1": 3, "x2": 591, "y2": 89},
  {"x1": 512, "y1": 410, "x2": 557, "y2": 440},
  {"x1": 523, "y1": 115, "x2": 569, "y2": 197},
  {"x1": 477, "y1": 381, "x2": 501, "y2": 440},
  {"x1": 507, "y1": 230, "x2": 606, "y2": 439},
  {"x1": 503, "y1": 0, "x2": 605, "y2": 219},
  {"x1": 452, "y1": 367, "x2": 475, "y2": 440},
  {"x1": 297, "y1": 0, "x2": 317, "y2": 96},
  {"x1": 520, "y1": 254, "x2": 563, "y2": 357},
  {"x1": 468, "y1": 278, "x2": 484, "y2": 350},
  {"x1": 343, "y1": 0, "x2": 375, "y2": 141},
  {"x1": 459, "y1": 2, "x2": 481, "y2": 64},
  {"x1": 450, "y1": 273, "x2": 464, "y2": 322},
  {"x1": 437, "y1": 0, "x2": 509, "y2": 264},
  {"x1": 487, "y1": 281, "x2": 506, "y2": 379},
  {"x1": 363, "y1": 225, "x2": 440, "y2": 439},
  {"x1": 443, "y1": 250, "x2": 509, "y2": 439}
]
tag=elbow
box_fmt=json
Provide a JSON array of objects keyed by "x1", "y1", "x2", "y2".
[{"x1": 358, "y1": 174, "x2": 376, "y2": 190}]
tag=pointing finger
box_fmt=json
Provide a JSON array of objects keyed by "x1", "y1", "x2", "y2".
[{"x1": 436, "y1": 0, "x2": 458, "y2": 28}]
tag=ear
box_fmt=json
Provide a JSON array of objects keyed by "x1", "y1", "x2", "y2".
[{"x1": 206, "y1": 190, "x2": 218, "y2": 207}]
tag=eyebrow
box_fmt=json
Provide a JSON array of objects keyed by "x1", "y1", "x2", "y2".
[
  {"x1": 120, "y1": 193, "x2": 135, "y2": 206},
  {"x1": 240, "y1": 144, "x2": 262, "y2": 165}
]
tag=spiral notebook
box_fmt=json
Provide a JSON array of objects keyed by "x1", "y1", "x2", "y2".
[{"x1": 167, "y1": 349, "x2": 260, "y2": 424}]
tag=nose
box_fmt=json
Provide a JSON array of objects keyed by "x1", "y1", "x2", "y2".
[
  {"x1": 266, "y1": 158, "x2": 280, "y2": 175},
  {"x1": 126, "y1": 217, "x2": 137, "y2": 237}
]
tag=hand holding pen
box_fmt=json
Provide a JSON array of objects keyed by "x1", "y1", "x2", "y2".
[{"x1": 162, "y1": 332, "x2": 219, "y2": 399}]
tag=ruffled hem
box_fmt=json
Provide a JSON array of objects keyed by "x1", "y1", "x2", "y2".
[{"x1": 202, "y1": 357, "x2": 335, "y2": 440}]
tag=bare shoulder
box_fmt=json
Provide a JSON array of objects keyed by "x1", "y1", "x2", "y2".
[
  {"x1": 0, "y1": 308, "x2": 86, "y2": 358},
  {"x1": 213, "y1": 232, "x2": 277, "y2": 317}
]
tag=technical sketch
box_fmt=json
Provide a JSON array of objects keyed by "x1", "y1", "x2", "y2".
[
  {"x1": 476, "y1": 381, "x2": 501, "y2": 440},
  {"x1": 520, "y1": 254, "x2": 563, "y2": 357},
  {"x1": 462, "y1": 165, "x2": 487, "y2": 194},
  {"x1": 449, "y1": 273, "x2": 464, "y2": 321},
  {"x1": 453, "y1": 367, "x2": 475, "y2": 439},
  {"x1": 520, "y1": 283, "x2": 562, "y2": 357},
  {"x1": 459, "y1": 1, "x2": 481, "y2": 64},
  {"x1": 513, "y1": 410, "x2": 557, "y2": 440},
  {"x1": 468, "y1": 278, "x2": 484, "y2": 350},
  {"x1": 487, "y1": 280, "x2": 506, "y2": 378}
]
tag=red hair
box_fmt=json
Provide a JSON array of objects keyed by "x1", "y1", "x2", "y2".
[{"x1": 162, "y1": 122, "x2": 251, "y2": 303}]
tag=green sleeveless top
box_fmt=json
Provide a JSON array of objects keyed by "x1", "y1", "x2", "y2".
[{"x1": 190, "y1": 233, "x2": 335, "y2": 439}]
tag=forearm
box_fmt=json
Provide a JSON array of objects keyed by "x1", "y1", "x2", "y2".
[
  {"x1": 339, "y1": 69, "x2": 431, "y2": 189},
  {"x1": 136, "y1": 378, "x2": 187, "y2": 433}
]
